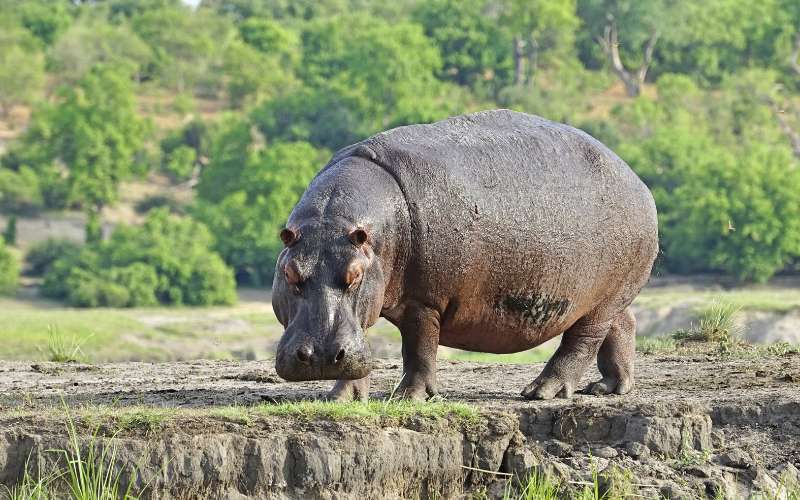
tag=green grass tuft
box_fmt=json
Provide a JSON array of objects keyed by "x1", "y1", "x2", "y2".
[
  {"x1": 3, "y1": 404, "x2": 142, "y2": 500},
  {"x1": 252, "y1": 399, "x2": 479, "y2": 424},
  {"x1": 504, "y1": 470, "x2": 562, "y2": 500},
  {"x1": 41, "y1": 325, "x2": 92, "y2": 363},
  {"x1": 636, "y1": 335, "x2": 677, "y2": 354},
  {"x1": 115, "y1": 408, "x2": 174, "y2": 434}
]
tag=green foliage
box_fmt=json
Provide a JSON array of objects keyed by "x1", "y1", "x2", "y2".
[
  {"x1": 413, "y1": 0, "x2": 513, "y2": 93},
  {"x1": 3, "y1": 216, "x2": 17, "y2": 246},
  {"x1": 0, "y1": 0, "x2": 799, "y2": 286},
  {"x1": 16, "y1": 0, "x2": 74, "y2": 46},
  {"x1": 195, "y1": 125, "x2": 328, "y2": 284},
  {"x1": 7, "y1": 65, "x2": 150, "y2": 212},
  {"x1": 42, "y1": 209, "x2": 236, "y2": 307},
  {"x1": 613, "y1": 73, "x2": 800, "y2": 282},
  {"x1": 0, "y1": 21, "x2": 46, "y2": 116},
  {"x1": 0, "y1": 239, "x2": 19, "y2": 294},
  {"x1": 131, "y1": 4, "x2": 234, "y2": 94},
  {"x1": 252, "y1": 13, "x2": 455, "y2": 151},
  {"x1": 0, "y1": 167, "x2": 43, "y2": 213},
  {"x1": 25, "y1": 238, "x2": 82, "y2": 277},
  {"x1": 49, "y1": 18, "x2": 153, "y2": 83}
]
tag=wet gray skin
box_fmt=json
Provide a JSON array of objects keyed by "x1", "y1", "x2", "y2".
[{"x1": 273, "y1": 110, "x2": 658, "y2": 402}]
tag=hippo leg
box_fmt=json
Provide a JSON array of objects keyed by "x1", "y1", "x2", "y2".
[
  {"x1": 521, "y1": 316, "x2": 610, "y2": 400},
  {"x1": 587, "y1": 308, "x2": 636, "y2": 395},
  {"x1": 328, "y1": 376, "x2": 371, "y2": 402},
  {"x1": 395, "y1": 304, "x2": 439, "y2": 400}
]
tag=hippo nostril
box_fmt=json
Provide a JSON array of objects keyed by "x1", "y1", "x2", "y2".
[
  {"x1": 296, "y1": 345, "x2": 313, "y2": 364},
  {"x1": 334, "y1": 348, "x2": 346, "y2": 364}
]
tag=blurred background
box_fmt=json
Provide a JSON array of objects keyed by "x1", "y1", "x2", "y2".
[{"x1": 0, "y1": 0, "x2": 799, "y2": 363}]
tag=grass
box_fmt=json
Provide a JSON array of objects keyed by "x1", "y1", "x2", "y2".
[
  {"x1": 251, "y1": 399, "x2": 479, "y2": 425},
  {"x1": 502, "y1": 460, "x2": 637, "y2": 500},
  {"x1": 635, "y1": 287, "x2": 800, "y2": 313},
  {"x1": 0, "y1": 292, "x2": 283, "y2": 362},
  {"x1": 7, "y1": 399, "x2": 481, "y2": 434},
  {"x1": 2, "y1": 405, "x2": 141, "y2": 500},
  {"x1": 115, "y1": 408, "x2": 175, "y2": 434},
  {"x1": 42, "y1": 325, "x2": 91, "y2": 363},
  {"x1": 672, "y1": 301, "x2": 742, "y2": 343},
  {"x1": 635, "y1": 299, "x2": 800, "y2": 358},
  {"x1": 635, "y1": 335, "x2": 677, "y2": 354},
  {"x1": 440, "y1": 348, "x2": 553, "y2": 364},
  {"x1": 504, "y1": 470, "x2": 561, "y2": 500}
]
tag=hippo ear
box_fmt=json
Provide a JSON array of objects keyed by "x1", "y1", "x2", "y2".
[
  {"x1": 280, "y1": 228, "x2": 298, "y2": 247},
  {"x1": 348, "y1": 228, "x2": 370, "y2": 247}
]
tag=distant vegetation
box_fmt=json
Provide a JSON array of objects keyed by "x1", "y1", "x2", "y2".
[{"x1": 1, "y1": 0, "x2": 799, "y2": 304}]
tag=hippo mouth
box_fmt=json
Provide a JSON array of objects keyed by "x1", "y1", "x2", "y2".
[{"x1": 275, "y1": 336, "x2": 373, "y2": 381}]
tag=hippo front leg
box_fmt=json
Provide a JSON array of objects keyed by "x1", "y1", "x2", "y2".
[
  {"x1": 328, "y1": 376, "x2": 371, "y2": 402},
  {"x1": 521, "y1": 316, "x2": 608, "y2": 400},
  {"x1": 395, "y1": 303, "x2": 440, "y2": 400}
]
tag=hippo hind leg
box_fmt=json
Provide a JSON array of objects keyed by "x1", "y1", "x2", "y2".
[
  {"x1": 521, "y1": 312, "x2": 617, "y2": 400},
  {"x1": 587, "y1": 308, "x2": 636, "y2": 395}
]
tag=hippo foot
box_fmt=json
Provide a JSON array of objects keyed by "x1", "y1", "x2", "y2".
[
  {"x1": 585, "y1": 375, "x2": 633, "y2": 396},
  {"x1": 521, "y1": 372, "x2": 578, "y2": 400},
  {"x1": 327, "y1": 376, "x2": 370, "y2": 402},
  {"x1": 393, "y1": 374, "x2": 437, "y2": 401}
]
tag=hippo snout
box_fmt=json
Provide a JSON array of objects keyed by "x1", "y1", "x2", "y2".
[{"x1": 275, "y1": 330, "x2": 372, "y2": 381}]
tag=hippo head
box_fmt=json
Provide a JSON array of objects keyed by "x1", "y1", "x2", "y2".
[{"x1": 272, "y1": 221, "x2": 384, "y2": 381}]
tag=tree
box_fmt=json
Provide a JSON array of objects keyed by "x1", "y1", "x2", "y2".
[
  {"x1": 42, "y1": 209, "x2": 237, "y2": 307},
  {"x1": 0, "y1": 22, "x2": 45, "y2": 117},
  {"x1": 10, "y1": 65, "x2": 150, "y2": 221},
  {"x1": 195, "y1": 119, "x2": 329, "y2": 284},
  {"x1": 413, "y1": 0, "x2": 513, "y2": 94},
  {"x1": 500, "y1": 0, "x2": 580, "y2": 86},
  {"x1": 254, "y1": 14, "x2": 457, "y2": 151},
  {"x1": 0, "y1": 239, "x2": 18, "y2": 294},
  {"x1": 615, "y1": 75, "x2": 800, "y2": 281},
  {"x1": 577, "y1": 0, "x2": 673, "y2": 96},
  {"x1": 49, "y1": 18, "x2": 153, "y2": 83},
  {"x1": 131, "y1": 4, "x2": 234, "y2": 94},
  {"x1": 15, "y1": 0, "x2": 73, "y2": 46}
]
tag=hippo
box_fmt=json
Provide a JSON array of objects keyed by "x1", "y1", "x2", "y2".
[{"x1": 272, "y1": 109, "x2": 658, "y2": 401}]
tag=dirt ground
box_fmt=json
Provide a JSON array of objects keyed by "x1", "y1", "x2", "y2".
[{"x1": 1, "y1": 352, "x2": 799, "y2": 499}]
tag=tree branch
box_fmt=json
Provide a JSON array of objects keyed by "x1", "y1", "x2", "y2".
[
  {"x1": 597, "y1": 16, "x2": 658, "y2": 97},
  {"x1": 636, "y1": 30, "x2": 660, "y2": 84},
  {"x1": 764, "y1": 94, "x2": 800, "y2": 161}
]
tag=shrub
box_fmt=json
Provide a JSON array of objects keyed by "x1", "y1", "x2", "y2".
[
  {"x1": 134, "y1": 194, "x2": 183, "y2": 215},
  {"x1": 25, "y1": 238, "x2": 81, "y2": 276},
  {"x1": 2, "y1": 216, "x2": 16, "y2": 245},
  {"x1": 0, "y1": 166, "x2": 43, "y2": 213},
  {"x1": 41, "y1": 209, "x2": 236, "y2": 307},
  {"x1": 0, "y1": 240, "x2": 19, "y2": 294}
]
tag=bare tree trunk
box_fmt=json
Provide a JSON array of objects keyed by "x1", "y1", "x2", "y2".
[
  {"x1": 597, "y1": 17, "x2": 659, "y2": 97},
  {"x1": 791, "y1": 31, "x2": 800, "y2": 76},
  {"x1": 774, "y1": 106, "x2": 800, "y2": 160},
  {"x1": 513, "y1": 36, "x2": 525, "y2": 85},
  {"x1": 526, "y1": 37, "x2": 539, "y2": 85},
  {"x1": 764, "y1": 94, "x2": 800, "y2": 161}
]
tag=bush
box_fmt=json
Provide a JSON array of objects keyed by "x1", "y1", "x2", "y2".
[
  {"x1": 0, "y1": 167, "x2": 43, "y2": 213},
  {"x1": 0, "y1": 240, "x2": 19, "y2": 294},
  {"x1": 194, "y1": 138, "x2": 328, "y2": 285},
  {"x1": 25, "y1": 238, "x2": 82, "y2": 276},
  {"x1": 41, "y1": 209, "x2": 236, "y2": 307},
  {"x1": 134, "y1": 194, "x2": 183, "y2": 215}
]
